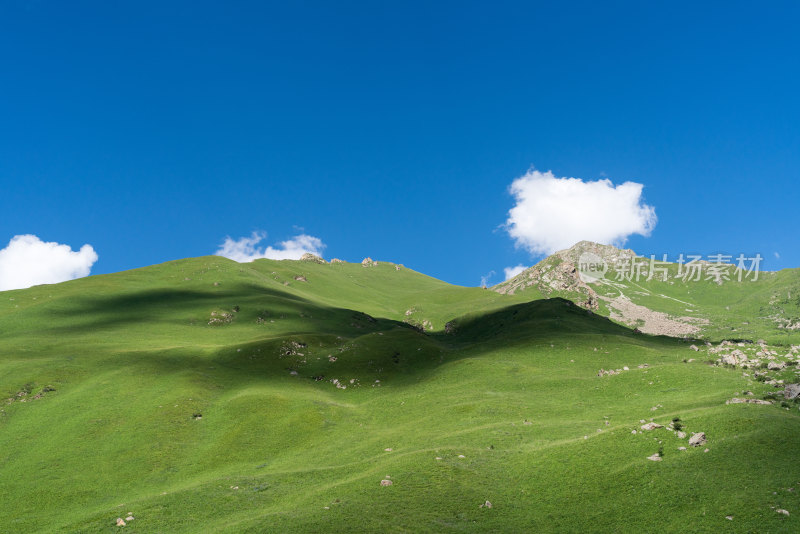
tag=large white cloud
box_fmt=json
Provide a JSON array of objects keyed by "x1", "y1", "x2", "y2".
[
  {"x1": 0, "y1": 234, "x2": 98, "y2": 291},
  {"x1": 505, "y1": 170, "x2": 657, "y2": 255},
  {"x1": 215, "y1": 231, "x2": 326, "y2": 262}
]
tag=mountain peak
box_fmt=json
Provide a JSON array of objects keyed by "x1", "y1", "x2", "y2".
[{"x1": 492, "y1": 241, "x2": 637, "y2": 307}]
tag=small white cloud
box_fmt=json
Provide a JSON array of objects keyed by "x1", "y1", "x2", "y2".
[
  {"x1": 774, "y1": 252, "x2": 780, "y2": 259},
  {"x1": 480, "y1": 270, "x2": 496, "y2": 288},
  {"x1": 505, "y1": 169, "x2": 657, "y2": 255},
  {"x1": 0, "y1": 234, "x2": 98, "y2": 291},
  {"x1": 504, "y1": 264, "x2": 528, "y2": 281},
  {"x1": 215, "y1": 231, "x2": 325, "y2": 262}
]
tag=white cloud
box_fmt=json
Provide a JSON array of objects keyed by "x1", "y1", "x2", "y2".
[
  {"x1": 774, "y1": 252, "x2": 780, "y2": 259},
  {"x1": 504, "y1": 264, "x2": 528, "y2": 281},
  {"x1": 505, "y1": 169, "x2": 657, "y2": 255},
  {"x1": 0, "y1": 234, "x2": 98, "y2": 291},
  {"x1": 215, "y1": 231, "x2": 326, "y2": 262},
  {"x1": 480, "y1": 270, "x2": 495, "y2": 288}
]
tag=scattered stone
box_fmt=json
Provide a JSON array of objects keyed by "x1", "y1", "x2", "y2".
[
  {"x1": 384, "y1": 448, "x2": 393, "y2": 452},
  {"x1": 689, "y1": 432, "x2": 707, "y2": 447},
  {"x1": 641, "y1": 422, "x2": 663, "y2": 431},
  {"x1": 293, "y1": 275, "x2": 308, "y2": 282},
  {"x1": 777, "y1": 509, "x2": 790, "y2": 516},
  {"x1": 784, "y1": 384, "x2": 800, "y2": 400},
  {"x1": 380, "y1": 479, "x2": 393, "y2": 486},
  {"x1": 676, "y1": 431, "x2": 686, "y2": 439},
  {"x1": 725, "y1": 515, "x2": 733, "y2": 520},
  {"x1": 480, "y1": 500, "x2": 493, "y2": 508},
  {"x1": 678, "y1": 447, "x2": 687, "y2": 451},
  {"x1": 768, "y1": 361, "x2": 787, "y2": 371},
  {"x1": 116, "y1": 518, "x2": 126, "y2": 527},
  {"x1": 647, "y1": 454, "x2": 662, "y2": 462},
  {"x1": 458, "y1": 454, "x2": 466, "y2": 458},
  {"x1": 704, "y1": 448, "x2": 710, "y2": 453},
  {"x1": 125, "y1": 516, "x2": 134, "y2": 521},
  {"x1": 330, "y1": 258, "x2": 344, "y2": 264},
  {"x1": 435, "y1": 457, "x2": 442, "y2": 460},
  {"x1": 726, "y1": 398, "x2": 773, "y2": 405},
  {"x1": 689, "y1": 344, "x2": 700, "y2": 351},
  {"x1": 361, "y1": 257, "x2": 377, "y2": 267}
]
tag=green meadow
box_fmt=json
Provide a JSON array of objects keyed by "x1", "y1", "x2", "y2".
[{"x1": 1, "y1": 256, "x2": 799, "y2": 532}]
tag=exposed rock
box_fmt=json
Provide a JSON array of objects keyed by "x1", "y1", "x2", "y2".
[
  {"x1": 676, "y1": 431, "x2": 686, "y2": 439},
  {"x1": 492, "y1": 241, "x2": 615, "y2": 310},
  {"x1": 444, "y1": 321, "x2": 456, "y2": 334},
  {"x1": 330, "y1": 258, "x2": 345, "y2": 264},
  {"x1": 689, "y1": 432, "x2": 707, "y2": 447},
  {"x1": 721, "y1": 350, "x2": 747, "y2": 366},
  {"x1": 784, "y1": 384, "x2": 800, "y2": 400},
  {"x1": 777, "y1": 509, "x2": 790, "y2": 516},
  {"x1": 647, "y1": 454, "x2": 662, "y2": 461},
  {"x1": 362, "y1": 257, "x2": 377, "y2": 267},
  {"x1": 726, "y1": 398, "x2": 773, "y2": 405},
  {"x1": 689, "y1": 344, "x2": 700, "y2": 351},
  {"x1": 640, "y1": 422, "x2": 663, "y2": 431},
  {"x1": 299, "y1": 253, "x2": 326, "y2": 264},
  {"x1": 116, "y1": 518, "x2": 126, "y2": 526},
  {"x1": 768, "y1": 361, "x2": 787, "y2": 371},
  {"x1": 480, "y1": 500, "x2": 493, "y2": 508},
  {"x1": 380, "y1": 479, "x2": 393, "y2": 486},
  {"x1": 293, "y1": 275, "x2": 308, "y2": 282}
]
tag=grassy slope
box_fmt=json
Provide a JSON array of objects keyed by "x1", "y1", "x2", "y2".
[{"x1": 1, "y1": 258, "x2": 799, "y2": 532}]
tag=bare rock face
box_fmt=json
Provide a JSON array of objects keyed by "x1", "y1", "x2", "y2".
[
  {"x1": 492, "y1": 241, "x2": 632, "y2": 307},
  {"x1": 299, "y1": 253, "x2": 326, "y2": 264},
  {"x1": 492, "y1": 241, "x2": 638, "y2": 311},
  {"x1": 641, "y1": 422, "x2": 663, "y2": 431},
  {"x1": 362, "y1": 257, "x2": 378, "y2": 267},
  {"x1": 330, "y1": 258, "x2": 345, "y2": 264},
  {"x1": 689, "y1": 432, "x2": 707, "y2": 447}
]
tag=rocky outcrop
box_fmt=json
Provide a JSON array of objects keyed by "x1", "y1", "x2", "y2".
[
  {"x1": 492, "y1": 241, "x2": 637, "y2": 310},
  {"x1": 300, "y1": 253, "x2": 326, "y2": 264}
]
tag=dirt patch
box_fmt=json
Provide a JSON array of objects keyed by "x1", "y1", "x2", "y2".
[{"x1": 601, "y1": 295, "x2": 708, "y2": 337}]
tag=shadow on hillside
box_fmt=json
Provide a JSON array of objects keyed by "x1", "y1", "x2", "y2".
[
  {"x1": 38, "y1": 286, "x2": 680, "y2": 386},
  {"x1": 40, "y1": 282, "x2": 420, "y2": 339},
  {"x1": 443, "y1": 298, "x2": 645, "y2": 344}
]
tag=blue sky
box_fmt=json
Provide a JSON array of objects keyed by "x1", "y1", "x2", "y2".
[{"x1": 1, "y1": 1, "x2": 798, "y2": 288}]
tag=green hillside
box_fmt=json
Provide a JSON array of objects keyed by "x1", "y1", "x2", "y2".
[{"x1": 2, "y1": 254, "x2": 800, "y2": 532}]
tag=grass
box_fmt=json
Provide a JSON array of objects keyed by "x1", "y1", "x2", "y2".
[{"x1": 1, "y1": 256, "x2": 799, "y2": 532}]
